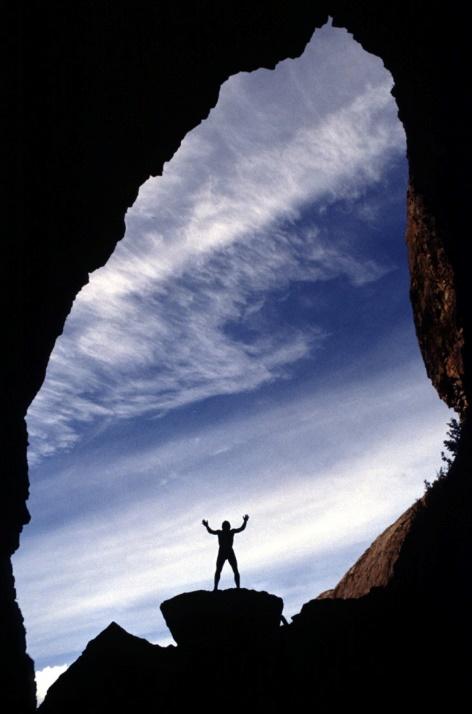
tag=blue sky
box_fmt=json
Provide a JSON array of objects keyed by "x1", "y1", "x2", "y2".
[{"x1": 13, "y1": 21, "x2": 452, "y2": 702}]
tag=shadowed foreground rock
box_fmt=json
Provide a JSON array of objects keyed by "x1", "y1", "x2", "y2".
[
  {"x1": 38, "y1": 622, "x2": 178, "y2": 713},
  {"x1": 160, "y1": 588, "x2": 283, "y2": 646},
  {"x1": 39, "y1": 460, "x2": 472, "y2": 714},
  {"x1": 40, "y1": 589, "x2": 285, "y2": 713},
  {"x1": 38, "y1": 429, "x2": 472, "y2": 712}
]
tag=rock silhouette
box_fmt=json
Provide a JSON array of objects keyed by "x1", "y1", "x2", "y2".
[
  {"x1": 160, "y1": 588, "x2": 282, "y2": 646},
  {"x1": 38, "y1": 622, "x2": 177, "y2": 713},
  {"x1": 40, "y1": 589, "x2": 284, "y2": 713},
  {"x1": 39, "y1": 447, "x2": 472, "y2": 711}
]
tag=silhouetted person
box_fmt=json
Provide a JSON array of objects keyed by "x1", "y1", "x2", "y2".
[{"x1": 202, "y1": 515, "x2": 249, "y2": 590}]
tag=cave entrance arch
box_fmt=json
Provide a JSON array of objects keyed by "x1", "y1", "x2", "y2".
[
  {"x1": 2, "y1": 8, "x2": 468, "y2": 712},
  {"x1": 18, "y1": 19, "x2": 452, "y2": 696}
]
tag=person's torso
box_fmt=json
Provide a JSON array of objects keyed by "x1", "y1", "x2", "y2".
[{"x1": 218, "y1": 530, "x2": 234, "y2": 549}]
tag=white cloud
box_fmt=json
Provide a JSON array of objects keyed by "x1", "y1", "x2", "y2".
[
  {"x1": 35, "y1": 664, "x2": 68, "y2": 706},
  {"x1": 16, "y1": 359, "x2": 451, "y2": 667},
  {"x1": 27, "y1": 23, "x2": 404, "y2": 465}
]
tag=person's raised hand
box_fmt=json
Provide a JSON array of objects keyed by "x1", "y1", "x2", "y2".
[
  {"x1": 243, "y1": 514, "x2": 249, "y2": 521},
  {"x1": 202, "y1": 519, "x2": 208, "y2": 526}
]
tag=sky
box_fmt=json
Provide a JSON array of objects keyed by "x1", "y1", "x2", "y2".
[{"x1": 13, "y1": 21, "x2": 453, "y2": 703}]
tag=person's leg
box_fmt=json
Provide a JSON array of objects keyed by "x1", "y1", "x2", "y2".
[
  {"x1": 214, "y1": 551, "x2": 225, "y2": 590},
  {"x1": 227, "y1": 550, "x2": 240, "y2": 588}
]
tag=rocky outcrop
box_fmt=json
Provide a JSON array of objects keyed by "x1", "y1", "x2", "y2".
[
  {"x1": 161, "y1": 588, "x2": 283, "y2": 647},
  {"x1": 406, "y1": 186, "x2": 466, "y2": 412},
  {"x1": 39, "y1": 622, "x2": 176, "y2": 713},
  {"x1": 40, "y1": 590, "x2": 286, "y2": 713},
  {"x1": 331, "y1": 4, "x2": 471, "y2": 414},
  {"x1": 40, "y1": 563, "x2": 471, "y2": 713},
  {"x1": 5, "y1": 3, "x2": 472, "y2": 709},
  {"x1": 317, "y1": 502, "x2": 422, "y2": 599},
  {"x1": 290, "y1": 429, "x2": 472, "y2": 709},
  {"x1": 318, "y1": 418, "x2": 472, "y2": 603}
]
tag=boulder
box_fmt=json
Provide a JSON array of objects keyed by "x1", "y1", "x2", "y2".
[{"x1": 160, "y1": 588, "x2": 283, "y2": 647}]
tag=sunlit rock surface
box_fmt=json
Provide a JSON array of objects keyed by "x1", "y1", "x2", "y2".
[
  {"x1": 318, "y1": 502, "x2": 421, "y2": 599},
  {"x1": 318, "y1": 422, "x2": 472, "y2": 602}
]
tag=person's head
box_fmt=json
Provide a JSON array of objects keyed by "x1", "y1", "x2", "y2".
[{"x1": 222, "y1": 520, "x2": 230, "y2": 531}]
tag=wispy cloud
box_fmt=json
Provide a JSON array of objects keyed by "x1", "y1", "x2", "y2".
[
  {"x1": 17, "y1": 357, "x2": 451, "y2": 668},
  {"x1": 27, "y1": 24, "x2": 404, "y2": 465},
  {"x1": 18, "y1": 24, "x2": 428, "y2": 680}
]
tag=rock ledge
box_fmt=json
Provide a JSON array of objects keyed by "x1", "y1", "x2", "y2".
[{"x1": 160, "y1": 588, "x2": 283, "y2": 646}]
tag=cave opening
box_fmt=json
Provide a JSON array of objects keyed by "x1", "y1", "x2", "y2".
[{"x1": 13, "y1": 19, "x2": 453, "y2": 703}]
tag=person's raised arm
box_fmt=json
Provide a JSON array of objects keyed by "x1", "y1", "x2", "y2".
[
  {"x1": 232, "y1": 514, "x2": 249, "y2": 533},
  {"x1": 202, "y1": 519, "x2": 218, "y2": 535}
]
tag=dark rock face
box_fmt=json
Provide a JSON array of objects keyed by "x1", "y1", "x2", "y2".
[
  {"x1": 38, "y1": 622, "x2": 178, "y2": 714},
  {"x1": 5, "y1": 2, "x2": 472, "y2": 709},
  {"x1": 41, "y1": 591, "x2": 286, "y2": 713},
  {"x1": 160, "y1": 588, "x2": 283, "y2": 646},
  {"x1": 292, "y1": 429, "x2": 472, "y2": 708},
  {"x1": 40, "y1": 565, "x2": 471, "y2": 712}
]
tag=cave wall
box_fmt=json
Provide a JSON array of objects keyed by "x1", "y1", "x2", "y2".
[
  {"x1": 317, "y1": 418, "x2": 472, "y2": 601},
  {"x1": 5, "y1": 2, "x2": 472, "y2": 710}
]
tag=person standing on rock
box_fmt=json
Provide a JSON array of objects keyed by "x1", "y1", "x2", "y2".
[{"x1": 202, "y1": 515, "x2": 249, "y2": 590}]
